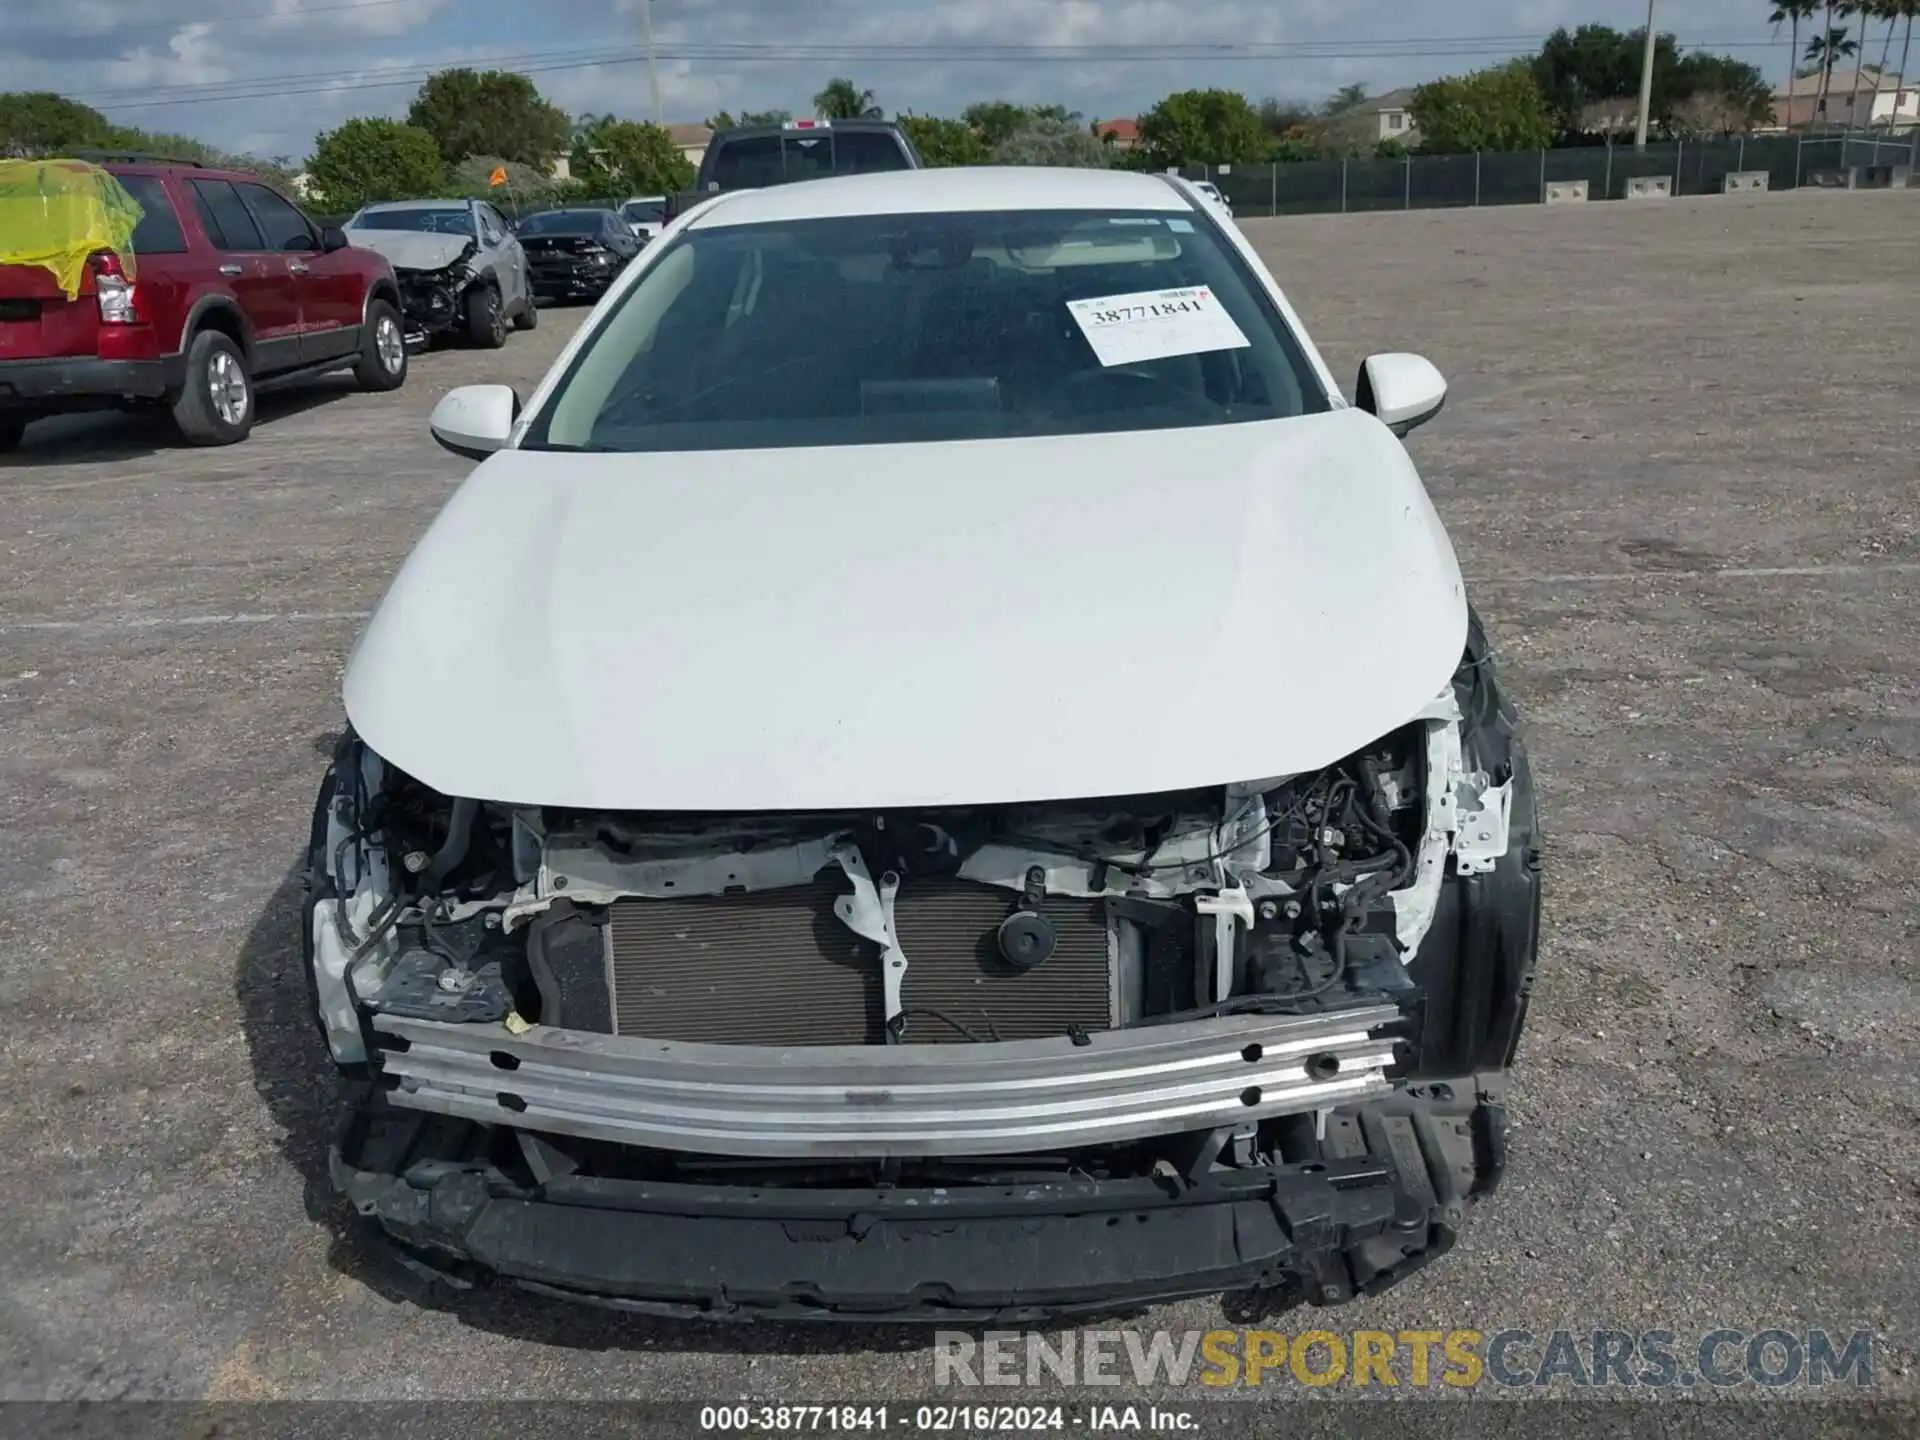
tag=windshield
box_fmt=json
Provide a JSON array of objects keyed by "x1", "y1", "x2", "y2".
[
  {"x1": 524, "y1": 208, "x2": 1328, "y2": 454},
  {"x1": 622, "y1": 200, "x2": 666, "y2": 223},
  {"x1": 350, "y1": 206, "x2": 473, "y2": 236},
  {"x1": 519, "y1": 210, "x2": 606, "y2": 236}
]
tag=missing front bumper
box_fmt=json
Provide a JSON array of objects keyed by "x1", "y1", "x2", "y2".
[
  {"x1": 373, "y1": 1005, "x2": 1404, "y2": 1158},
  {"x1": 333, "y1": 1074, "x2": 1509, "y2": 1321}
]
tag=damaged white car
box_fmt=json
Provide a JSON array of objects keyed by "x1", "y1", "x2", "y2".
[
  {"x1": 309, "y1": 167, "x2": 1542, "y2": 1321},
  {"x1": 343, "y1": 199, "x2": 535, "y2": 348}
]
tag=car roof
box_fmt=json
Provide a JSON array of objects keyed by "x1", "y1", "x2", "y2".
[
  {"x1": 104, "y1": 160, "x2": 263, "y2": 186},
  {"x1": 689, "y1": 166, "x2": 1195, "y2": 228},
  {"x1": 716, "y1": 119, "x2": 903, "y2": 139},
  {"x1": 353, "y1": 198, "x2": 476, "y2": 211}
]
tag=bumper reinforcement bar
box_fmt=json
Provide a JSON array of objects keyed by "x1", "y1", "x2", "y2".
[{"x1": 373, "y1": 1005, "x2": 1406, "y2": 1158}]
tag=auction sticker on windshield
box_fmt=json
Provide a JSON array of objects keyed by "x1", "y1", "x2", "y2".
[{"x1": 1066, "y1": 286, "x2": 1251, "y2": 368}]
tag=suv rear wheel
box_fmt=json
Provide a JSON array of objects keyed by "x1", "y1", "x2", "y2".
[
  {"x1": 171, "y1": 330, "x2": 254, "y2": 446},
  {"x1": 0, "y1": 415, "x2": 26, "y2": 454},
  {"x1": 354, "y1": 299, "x2": 408, "y2": 392},
  {"x1": 511, "y1": 297, "x2": 539, "y2": 332},
  {"x1": 465, "y1": 285, "x2": 507, "y2": 349}
]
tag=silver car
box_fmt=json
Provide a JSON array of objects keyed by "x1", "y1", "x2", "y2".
[{"x1": 343, "y1": 199, "x2": 535, "y2": 348}]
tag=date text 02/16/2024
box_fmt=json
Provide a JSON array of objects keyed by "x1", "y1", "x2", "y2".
[{"x1": 699, "y1": 1405, "x2": 1198, "y2": 1432}]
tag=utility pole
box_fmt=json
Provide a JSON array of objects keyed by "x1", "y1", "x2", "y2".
[
  {"x1": 1633, "y1": 0, "x2": 1657, "y2": 151},
  {"x1": 641, "y1": 0, "x2": 664, "y2": 127}
]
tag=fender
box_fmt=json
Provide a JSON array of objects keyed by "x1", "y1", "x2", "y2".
[
  {"x1": 361, "y1": 276, "x2": 401, "y2": 328},
  {"x1": 178, "y1": 293, "x2": 256, "y2": 361},
  {"x1": 1406, "y1": 610, "x2": 1544, "y2": 1077}
]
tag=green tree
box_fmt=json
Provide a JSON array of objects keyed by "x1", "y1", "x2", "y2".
[
  {"x1": 1321, "y1": 82, "x2": 1370, "y2": 116},
  {"x1": 1410, "y1": 62, "x2": 1556, "y2": 153},
  {"x1": 1256, "y1": 96, "x2": 1316, "y2": 135},
  {"x1": 0, "y1": 92, "x2": 117, "y2": 154},
  {"x1": 707, "y1": 109, "x2": 792, "y2": 130},
  {"x1": 407, "y1": 68, "x2": 571, "y2": 167},
  {"x1": 896, "y1": 113, "x2": 989, "y2": 166},
  {"x1": 989, "y1": 113, "x2": 1112, "y2": 167},
  {"x1": 1531, "y1": 25, "x2": 1689, "y2": 138},
  {"x1": 570, "y1": 118, "x2": 694, "y2": 196},
  {"x1": 308, "y1": 117, "x2": 447, "y2": 212},
  {"x1": 1136, "y1": 88, "x2": 1267, "y2": 168},
  {"x1": 1670, "y1": 54, "x2": 1774, "y2": 131},
  {"x1": 961, "y1": 101, "x2": 1075, "y2": 149},
  {"x1": 813, "y1": 78, "x2": 881, "y2": 119}
]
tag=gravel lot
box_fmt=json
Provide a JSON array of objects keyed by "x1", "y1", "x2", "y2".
[{"x1": 2, "y1": 191, "x2": 1916, "y2": 1422}]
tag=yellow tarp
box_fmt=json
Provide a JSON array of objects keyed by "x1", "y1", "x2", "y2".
[{"x1": 0, "y1": 157, "x2": 144, "y2": 299}]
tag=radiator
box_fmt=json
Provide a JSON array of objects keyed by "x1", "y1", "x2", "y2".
[{"x1": 605, "y1": 875, "x2": 1114, "y2": 1045}]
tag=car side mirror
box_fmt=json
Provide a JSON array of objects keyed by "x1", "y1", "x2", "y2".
[
  {"x1": 320, "y1": 226, "x2": 350, "y2": 252},
  {"x1": 430, "y1": 384, "x2": 520, "y2": 460},
  {"x1": 1356, "y1": 353, "x2": 1448, "y2": 437}
]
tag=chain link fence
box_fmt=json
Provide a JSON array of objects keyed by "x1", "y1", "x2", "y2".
[{"x1": 1173, "y1": 132, "x2": 1920, "y2": 219}]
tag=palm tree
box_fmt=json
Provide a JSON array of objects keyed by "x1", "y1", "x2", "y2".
[
  {"x1": 1808, "y1": 23, "x2": 1860, "y2": 124},
  {"x1": 1814, "y1": 1, "x2": 1841, "y2": 122},
  {"x1": 1859, "y1": 0, "x2": 1900, "y2": 127},
  {"x1": 1771, "y1": 2, "x2": 1819, "y2": 126},
  {"x1": 812, "y1": 78, "x2": 882, "y2": 121}
]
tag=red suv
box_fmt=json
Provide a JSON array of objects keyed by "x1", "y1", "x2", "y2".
[{"x1": 0, "y1": 155, "x2": 408, "y2": 452}]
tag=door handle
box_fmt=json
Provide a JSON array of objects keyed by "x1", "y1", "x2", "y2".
[
  {"x1": 288, "y1": 260, "x2": 311, "y2": 275},
  {"x1": 219, "y1": 262, "x2": 244, "y2": 277}
]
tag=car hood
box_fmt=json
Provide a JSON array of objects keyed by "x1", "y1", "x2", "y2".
[
  {"x1": 347, "y1": 229, "x2": 474, "y2": 271},
  {"x1": 344, "y1": 408, "x2": 1468, "y2": 810}
]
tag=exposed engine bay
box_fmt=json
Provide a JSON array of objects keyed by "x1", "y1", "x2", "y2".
[
  {"x1": 390, "y1": 243, "x2": 480, "y2": 343},
  {"x1": 312, "y1": 628, "x2": 1540, "y2": 1318},
  {"x1": 314, "y1": 687, "x2": 1511, "y2": 1061}
]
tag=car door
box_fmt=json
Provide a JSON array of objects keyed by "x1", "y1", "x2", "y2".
[
  {"x1": 238, "y1": 181, "x2": 361, "y2": 364},
  {"x1": 476, "y1": 203, "x2": 526, "y2": 314},
  {"x1": 185, "y1": 179, "x2": 302, "y2": 374}
]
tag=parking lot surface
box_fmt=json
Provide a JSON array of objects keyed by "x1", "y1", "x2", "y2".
[{"x1": 2, "y1": 192, "x2": 1916, "y2": 1414}]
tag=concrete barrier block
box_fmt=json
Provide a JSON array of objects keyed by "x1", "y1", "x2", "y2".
[
  {"x1": 1724, "y1": 170, "x2": 1770, "y2": 194},
  {"x1": 1625, "y1": 176, "x2": 1673, "y2": 199},
  {"x1": 1543, "y1": 180, "x2": 1589, "y2": 205}
]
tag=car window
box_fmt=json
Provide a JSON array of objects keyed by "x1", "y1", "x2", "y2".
[
  {"x1": 114, "y1": 173, "x2": 188, "y2": 255},
  {"x1": 517, "y1": 211, "x2": 600, "y2": 236},
  {"x1": 479, "y1": 205, "x2": 509, "y2": 241},
  {"x1": 622, "y1": 199, "x2": 666, "y2": 223},
  {"x1": 189, "y1": 179, "x2": 265, "y2": 251},
  {"x1": 349, "y1": 207, "x2": 475, "y2": 236},
  {"x1": 706, "y1": 135, "x2": 785, "y2": 189},
  {"x1": 780, "y1": 134, "x2": 836, "y2": 180},
  {"x1": 237, "y1": 182, "x2": 315, "y2": 251},
  {"x1": 832, "y1": 131, "x2": 910, "y2": 174},
  {"x1": 525, "y1": 207, "x2": 1331, "y2": 455}
]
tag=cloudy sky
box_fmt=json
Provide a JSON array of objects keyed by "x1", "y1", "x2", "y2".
[{"x1": 7, "y1": 0, "x2": 1807, "y2": 162}]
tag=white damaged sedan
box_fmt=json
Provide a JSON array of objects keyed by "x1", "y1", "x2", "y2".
[{"x1": 311, "y1": 166, "x2": 1541, "y2": 1321}]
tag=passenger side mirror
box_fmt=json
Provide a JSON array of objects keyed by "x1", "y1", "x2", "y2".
[
  {"x1": 320, "y1": 225, "x2": 350, "y2": 252},
  {"x1": 430, "y1": 384, "x2": 521, "y2": 460},
  {"x1": 1356, "y1": 353, "x2": 1448, "y2": 437}
]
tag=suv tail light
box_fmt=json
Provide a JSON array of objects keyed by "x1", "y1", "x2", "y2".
[{"x1": 89, "y1": 251, "x2": 142, "y2": 325}]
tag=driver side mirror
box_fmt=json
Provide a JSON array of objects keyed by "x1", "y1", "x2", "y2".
[
  {"x1": 430, "y1": 384, "x2": 521, "y2": 460},
  {"x1": 320, "y1": 225, "x2": 350, "y2": 252},
  {"x1": 1356, "y1": 353, "x2": 1447, "y2": 438}
]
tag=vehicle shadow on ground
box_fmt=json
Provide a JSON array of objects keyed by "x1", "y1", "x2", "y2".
[
  {"x1": 235, "y1": 839, "x2": 1134, "y2": 1358},
  {"x1": 3, "y1": 380, "x2": 359, "y2": 466}
]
